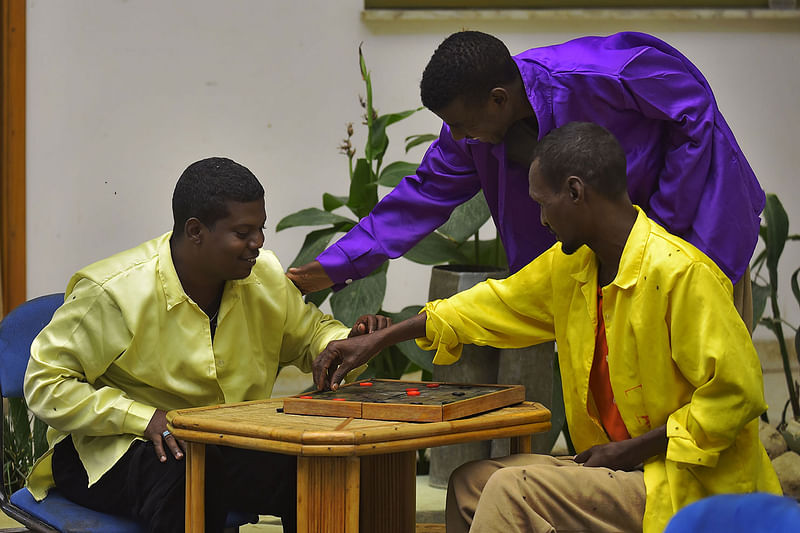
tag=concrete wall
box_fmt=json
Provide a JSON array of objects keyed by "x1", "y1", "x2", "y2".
[{"x1": 26, "y1": 1, "x2": 800, "y2": 339}]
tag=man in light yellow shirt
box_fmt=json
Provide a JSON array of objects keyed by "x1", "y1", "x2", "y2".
[
  {"x1": 311, "y1": 123, "x2": 780, "y2": 532},
  {"x1": 24, "y1": 157, "x2": 387, "y2": 532}
]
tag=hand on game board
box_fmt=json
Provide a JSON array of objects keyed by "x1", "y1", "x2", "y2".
[
  {"x1": 574, "y1": 424, "x2": 667, "y2": 471},
  {"x1": 286, "y1": 260, "x2": 334, "y2": 294},
  {"x1": 313, "y1": 334, "x2": 383, "y2": 391},
  {"x1": 314, "y1": 312, "x2": 429, "y2": 391},
  {"x1": 349, "y1": 314, "x2": 392, "y2": 337}
]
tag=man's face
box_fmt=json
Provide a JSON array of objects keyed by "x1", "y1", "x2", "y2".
[
  {"x1": 198, "y1": 199, "x2": 266, "y2": 282},
  {"x1": 529, "y1": 161, "x2": 583, "y2": 255},
  {"x1": 435, "y1": 94, "x2": 514, "y2": 145}
]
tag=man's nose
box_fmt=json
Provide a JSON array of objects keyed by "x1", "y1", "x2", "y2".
[{"x1": 251, "y1": 231, "x2": 264, "y2": 249}]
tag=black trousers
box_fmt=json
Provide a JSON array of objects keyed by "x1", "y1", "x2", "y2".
[{"x1": 52, "y1": 436, "x2": 297, "y2": 533}]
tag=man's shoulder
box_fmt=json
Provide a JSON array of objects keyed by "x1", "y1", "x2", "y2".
[
  {"x1": 68, "y1": 233, "x2": 169, "y2": 292},
  {"x1": 642, "y1": 220, "x2": 730, "y2": 286}
]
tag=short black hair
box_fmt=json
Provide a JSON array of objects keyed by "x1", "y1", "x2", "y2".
[
  {"x1": 420, "y1": 31, "x2": 519, "y2": 111},
  {"x1": 531, "y1": 122, "x2": 627, "y2": 199},
  {"x1": 172, "y1": 157, "x2": 264, "y2": 234}
]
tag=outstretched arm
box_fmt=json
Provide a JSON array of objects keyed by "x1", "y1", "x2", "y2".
[{"x1": 313, "y1": 313, "x2": 427, "y2": 391}]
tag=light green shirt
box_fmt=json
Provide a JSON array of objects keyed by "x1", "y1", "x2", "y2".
[
  {"x1": 24, "y1": 232, "x2": 350, "y2": 499},
  {"x1": 420, "y1": 207, "x2": 780, "y2": 532}
]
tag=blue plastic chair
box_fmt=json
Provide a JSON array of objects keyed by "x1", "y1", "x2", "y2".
[{"x1": 0, "y1": 294, "x2": 258, "y2": 532}]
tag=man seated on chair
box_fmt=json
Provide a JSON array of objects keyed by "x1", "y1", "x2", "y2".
[
  {"x1": 23, "y1": 157, "x2": 388, "y2": 533},
  {"x1": 310, "y1": 122, "x2": 781, "y2": 533}
]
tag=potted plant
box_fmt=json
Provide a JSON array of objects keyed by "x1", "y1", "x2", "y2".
[{"x1": 751, "y1": 193, "x2": 800, "y2": 447}]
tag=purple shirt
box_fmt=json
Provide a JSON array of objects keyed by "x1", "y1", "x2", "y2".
[{"x1": 318, "y1": 32, "x2": 764, "y2": 285}]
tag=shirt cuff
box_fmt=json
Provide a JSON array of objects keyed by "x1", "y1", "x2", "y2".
[
  {"x1": 317, "y1": 244, "x2": 360, "y2": 291},
  {"x1": 666, "y1": 411, "x2": 720, "y2": 468},
  {"x1": 418, "y1": 301, "x2": 463, "y2": 366},
  {"x1": 123, "y1": 401, "x2": 158, "y2": 436}
]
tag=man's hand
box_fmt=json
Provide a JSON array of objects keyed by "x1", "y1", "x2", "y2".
[
  {"x1": 574, "y1": 441, "x2": 641, "y2": 471},
  {"x1": 286, "y1": 260, "x2": 334, "y2": 295},
  {"x1": 574, "y1": 425, "x2": 667, "y2": 471},
  {"x1": 144, "y1": 409, "x2": 185, "y2": 463},
  {"x1": 313, "y1": 335, "x2": 383, "y2": 391},
  {"x1": 349, "y1": 314, "x2": 392, "y2": 337}
]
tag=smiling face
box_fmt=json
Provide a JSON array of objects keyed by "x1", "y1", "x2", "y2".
[
  {"x1": 195, "y1": 199, "x2": 266, "y2": 282},
  {"x1": 529, "y1": 160, "x2": 585, "y2": 255},
  {"x1": 434, "y1": 91, "x2": 516, "y2": 145}
]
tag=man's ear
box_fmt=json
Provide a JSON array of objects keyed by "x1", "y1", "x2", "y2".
[
  {"x1": 489, "y1": 87, "x2": 509, "y2": 108},
  {"x1": 185, "y1": 218, "x2": 205, "y2": 245},
  {"x1": 565, "y1": 176, "x2": 585, "y2": 204}
]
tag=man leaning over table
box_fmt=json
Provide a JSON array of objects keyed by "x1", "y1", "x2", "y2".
[
  {"x1": 311, "y1": 123, "x2": 781, "y2": 533},
  {"x1": 23, "y1": 157, "x2": 388, "y2": 533},
  {"x1": 288, "y1": 30, "x2": 762, "y2": 330}
]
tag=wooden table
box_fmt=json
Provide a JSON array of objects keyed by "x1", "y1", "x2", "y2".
[{"x1": 168, "y1": 399, "x2": 551, "y2": 533}]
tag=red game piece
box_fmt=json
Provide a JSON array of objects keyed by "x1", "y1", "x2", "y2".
[
  {"x1": 359, "y1": 382, "x2": 373, "y2": 387},
  {"x1": 299, "y1": 395, "x2": 313, "y2": 399},
  {"x1": 426, "y1": 383, "x2": 440, "y2": 388},
  {"x1": 405, "y1": 387, "x2": 419, "y2": 392},
  {"x1": 332, "y1": 398, "x2": 347, "y2": 401},
  {"x1": 406, "y1": 390, "x2": 421, "y2": 396}
]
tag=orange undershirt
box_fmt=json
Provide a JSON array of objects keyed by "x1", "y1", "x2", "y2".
[{"x1": 589, "y1": 287, "x2": 631, "y2": 442}]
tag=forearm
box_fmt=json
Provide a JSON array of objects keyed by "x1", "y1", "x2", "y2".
[
  {"x1": 366, "y1": 312, "x2": 428, "y2": 354},
  {"x1": 629, "y1": 424, "x2": 667, "y2": 464}
]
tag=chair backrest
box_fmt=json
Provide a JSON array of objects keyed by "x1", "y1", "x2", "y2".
[{"x1": 0, "y1": 294, "x2": 65, "y2": 399}]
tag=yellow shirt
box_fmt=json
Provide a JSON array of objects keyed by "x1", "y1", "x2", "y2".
[
  {"x1": 24, "y1": 232, "x2": 351, "y2": 499},
  {"x1": 419, "y1": 207, "x2": 780, "y2": 532}
]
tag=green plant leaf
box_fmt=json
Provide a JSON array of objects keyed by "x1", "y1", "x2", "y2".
[
  {"x1": 437, "y1": 193, "x2": 492, "y2": 244},
  {"x1": 751, "y1": 281, "x2": 770, "y2": 326},
  {"x1": 330, "y1": 263, "x2": 387, "y2": 327},
  {"x1": 276, "y1": 208, "x2": 356, "y2": 232},
  {"x1": 366, "y1": 109, "x2": 420, "y2": 162},
  {"x1": 322, "y1": 193, "x2": 348, "y2": 212},
  {"x1": 377, "y1": 161, "x2": 418, "y2": 188},
  {"x1": 456, "y1": 238, "x2": 509, "y2": 269},
  {"x1": 305, "y1": 288, "x2": 332, "y2": 308},
  {"x1": 403, "y1": 232, "x2": 468, "y2": 265},
  {"x1": 289, "y1": 227, "x2": 343, "y2": 268},
  {"x1": 764, "y1": 194, "x2": 789, "y2": 275},
  {"x1": 347, "y1": 158, "x2": 378, "y2": 219},
  {"x1": 405, "y1": 133, "x2": 438, "y2": 153},
  {"x1": 791, "y1": 267, "x2": 800, "y2": 310}
]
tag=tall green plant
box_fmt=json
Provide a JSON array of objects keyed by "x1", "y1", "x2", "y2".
[
  {"x1": 751, "y1": 193, "x2": 800, "y2": 424},
  {"x1": 3, "y1": 398, "x2": 48, "y2": 495},
  {"x1": 276, "y1": 45, "x2": 501, "y2": 379}
]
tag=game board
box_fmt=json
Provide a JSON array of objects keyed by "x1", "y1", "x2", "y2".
[{"x1": 282, "y1": 379, "x2": 525, "y2": 422}]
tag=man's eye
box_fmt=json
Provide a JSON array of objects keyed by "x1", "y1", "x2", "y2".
[{"x1": 235, "y1": 231, "x2": 248, "y2": 238}]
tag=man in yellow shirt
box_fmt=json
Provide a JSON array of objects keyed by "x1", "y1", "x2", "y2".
[
  {"x1": 24, "y1": 157, "x2": 387, "y2": 533},
  {"x1": 311, "y1": 123, "x2": 780, "y2": 532}
]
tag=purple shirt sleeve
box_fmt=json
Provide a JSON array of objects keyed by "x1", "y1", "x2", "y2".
[{"x1": 317, "y1": 124, "x2": 482, "y2": 287}]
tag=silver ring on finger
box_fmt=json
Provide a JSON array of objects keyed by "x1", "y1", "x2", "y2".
[{"x1": 162, "y1": 430, "x2": 172, "y2": 439}]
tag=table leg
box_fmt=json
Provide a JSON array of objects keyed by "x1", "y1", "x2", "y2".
[
  {"x1": 297, "y1": 455, "x2": 360, "y2": 533},
  {"x1": 185, "y1": 441, "x2": 206, "y2": 533},
  {"x1": 360, "y1": 451, "x2": 416, "y2": 533},
  {"x1": 510, "y1": 434, "x2": 532, "y2": 454}
]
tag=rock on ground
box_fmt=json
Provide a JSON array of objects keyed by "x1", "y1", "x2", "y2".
[{"x1": 773, "y1": 451, "x2": 800, "y2": 501}]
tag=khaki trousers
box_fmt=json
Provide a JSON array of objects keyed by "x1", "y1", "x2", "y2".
[{"x1": 447, "y1": 454, "x2": 645, "y2": 533}]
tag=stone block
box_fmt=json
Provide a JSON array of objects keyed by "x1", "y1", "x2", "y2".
[
  {"x1": 781, "y1": 419, "x2": 800, "y2": 453},
  {"x1": 761, "y1": 419, "x2": 789, "y2": 459},
  {"x1": 772, "y1": 451, "x2": 800, "y2": 501}
]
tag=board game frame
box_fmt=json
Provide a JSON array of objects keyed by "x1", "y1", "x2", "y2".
[{"x1": 282, "y1": 379, "x2": 526, "y2": 422}]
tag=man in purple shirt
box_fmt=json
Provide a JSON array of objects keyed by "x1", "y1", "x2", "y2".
[{"x1": 288, "y1": 31, "x2": 762, "y2": 325}]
